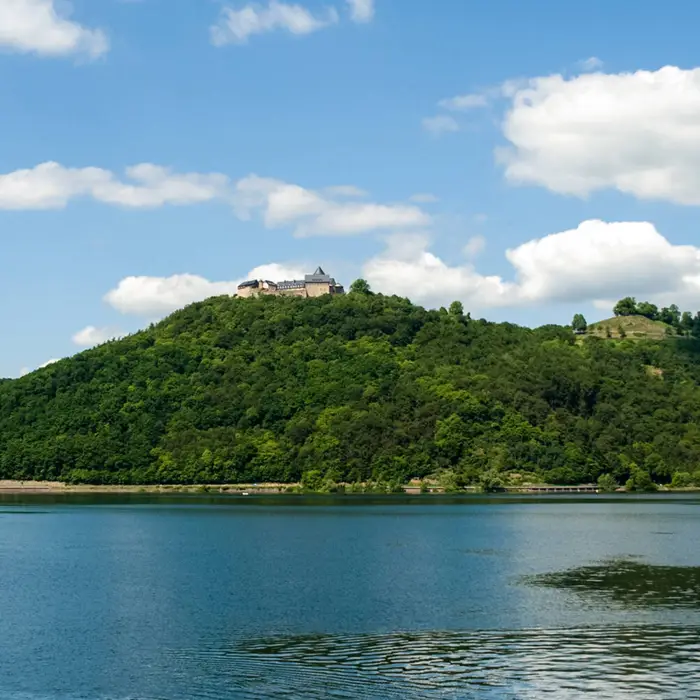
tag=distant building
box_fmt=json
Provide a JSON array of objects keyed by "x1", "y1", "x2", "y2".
[{"x1": 236, "y1": 267, "x2": 345, "y2": 299}]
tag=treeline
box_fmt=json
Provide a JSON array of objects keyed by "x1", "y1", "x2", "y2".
[
  {"x1": 614, "y1": 297, "x2": 700, "y2": 337},
  {"x1": 1, "y1": 286, "x2": 700, "y2": 490}
]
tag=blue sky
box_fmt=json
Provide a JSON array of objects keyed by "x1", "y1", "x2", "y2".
[{"x1": 3, "y1": 0, "x2": 700, "y2": 376}]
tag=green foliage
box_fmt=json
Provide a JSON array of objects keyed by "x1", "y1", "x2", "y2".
[
  {"x1": 572, "y1": 314, "x2": 587, "y2": 333},
  {"x1": 671, "y1": 471, "x2": 694, "y2": 488},
  {"x1": 449, "y1": 301, "x2": 464, "y2": 317},
  {"x1": 597, "y1": 473, "x2": 618, "y2": 492},
  {"x1": 636, "y1": 302, "x2": 659, "y2": 320},
  {"x1": 349, "y1": 279, "x2": 373, "y2": 295},
  {"x1": 614, "y1": 297, "x2": 638, "y2": 317},
  {"x1": 625, "y1": 467, "x2": 658, "y2": 492},
  {"x1": 2, "y1": 292, "x2": 700, "y2": 488}
]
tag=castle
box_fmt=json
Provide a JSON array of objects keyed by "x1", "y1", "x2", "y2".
[{"x1": 236, "y1": 267, "x2": 345, "y2": 299}]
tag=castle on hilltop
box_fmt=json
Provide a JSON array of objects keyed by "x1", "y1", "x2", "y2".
[{"x1": 236, "y1": 267, "x2": 345, "y2": 299}]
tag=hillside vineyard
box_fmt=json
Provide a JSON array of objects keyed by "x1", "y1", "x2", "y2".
[{"x1": 1, "y1": 289, "x2": 700, "y2": 489}]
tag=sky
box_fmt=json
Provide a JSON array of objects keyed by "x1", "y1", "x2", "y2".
[{"x1": 3, "y1": 0, "x2": 700, "y2": 376}]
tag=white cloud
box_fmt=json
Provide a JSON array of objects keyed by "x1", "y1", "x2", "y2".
[
  {"x1": 499, "y1": 65, "x2": 700, "y2": 205},
  {"x1": 233, "y1": 175, "x2": 429, "y2": 236},
  {"x1": 104, "y1": 274, "x2": 241, "y2": 316},
  {"x1": 104, "y1": 262, "x2": 307, "y2": 316},
  {"x1": 71, "y1": 325, "x2": 124, "y2": 348},
  {"x1": 0, "y1": 0, "x2": 108, "y2": 58},
  {"x1": 0, "y1": 162, "x2": 230, "y2": 210},
  {"x1": 346, "y1": 0, "x2": 374, "y2": 23},
  {"x1": 364, "y1": 220, "x2": 700, "y2": 310},
  {"x1": 0, "y1": 162, "x2": 423, "y2": 237},
  {"x1": 438, "y1": 93, "x2": 489, "y2": 111},
  {"x1": 211, "y1": 1, "x2": 338, "y2": 45},
  {"x1": 578, "y1": 56, "x2": 604, "y2": 72},
  {"x1": 422, "y1": 115, "x2": 460, "y2": 136}
]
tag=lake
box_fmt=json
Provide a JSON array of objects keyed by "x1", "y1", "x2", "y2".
[{"x1": 0, "y1": 493, "x2": 699, "y2": 699}]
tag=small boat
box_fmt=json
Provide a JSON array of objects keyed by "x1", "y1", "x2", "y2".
[{"x1": 241, "y1": 491, "x2": 249, "y2": 496}]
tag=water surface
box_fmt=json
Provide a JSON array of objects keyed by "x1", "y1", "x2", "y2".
[{"x1": 0, "y1": 493, "x2": 698, "y2": 698}]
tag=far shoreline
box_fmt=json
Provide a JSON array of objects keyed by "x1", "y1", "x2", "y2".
[{"x1": 1, "y1": 480, "x2": 698, "y2": 496}]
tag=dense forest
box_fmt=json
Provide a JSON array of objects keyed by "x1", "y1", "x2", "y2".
[{"x1": 2, "y1": 284, "x2": 700, "y2": 491}]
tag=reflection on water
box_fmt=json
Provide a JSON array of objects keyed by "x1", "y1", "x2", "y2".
[
  {"x1": 524, "y1": 559, "x2": 700, "y2": 609},
  {"x1": 169, "y1": 625, "x2": 700, "y2": 699}
]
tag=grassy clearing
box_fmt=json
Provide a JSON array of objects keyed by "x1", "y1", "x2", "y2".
[{"x1": 587, "y1": 315, "x2": 673, "y2": 340}]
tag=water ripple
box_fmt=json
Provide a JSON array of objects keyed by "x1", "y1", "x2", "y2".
[{"x1": 168, "y1": 625, "x2": 700, "y2": 699}]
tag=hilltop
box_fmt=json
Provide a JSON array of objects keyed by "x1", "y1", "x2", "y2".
[
  {"x1": 587, "y1": 315, "x2": 673, "y2": 340},
  {"x1": 1, "y1": 289, "x2": 700, "y2": 491}
]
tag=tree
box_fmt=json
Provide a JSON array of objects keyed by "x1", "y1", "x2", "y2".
[
  {"x1": 625, "y1": 467, "x2": 657, "y2": 492},
  {"x1": 618, "y1": 324, "x2": 627, "y2": 339},
  {"x1": 614, "y1": 297, "x2": 637, "y2": 317},
  {"x1": 572, "y1": 314, "x2": 588, "y2": 333},
  {"x1": 659, "y1": 305, "x2": 681, "y2": 327},
  {"x1": 692, "y1": 312, "x2": 700, "y2": 339},
  {"x1": 636, "y1": 301, "x2": 659, "y2": 321},
  {"x1": 449, "y1": 300, "x2": 464, "y2": 317},
  {"x1": 349, "y1": 279, "x2": 372, "y2": 295},
  {"x1": 597, "y1": 473, "x2": 618, "y2": 492},
  {"x1": 681, "y1": 311, "x2": 694, "y2": 335}
]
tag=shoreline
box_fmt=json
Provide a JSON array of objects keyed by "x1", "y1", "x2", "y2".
[{"x1": 1, "y1": 480, "x2": 698, "y2": 496}]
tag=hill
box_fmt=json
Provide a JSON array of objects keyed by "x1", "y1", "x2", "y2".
[
  {"x1": 1, "y1": 291, "x2": 700, "y2": 490},
  {"x1": 587, "y1": 315, "x2": 674, "y2": 340}
]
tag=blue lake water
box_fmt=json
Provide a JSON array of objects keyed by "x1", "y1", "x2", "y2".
[{"x1": 0, "y1": 493, "x2": 699, "y2": 699}]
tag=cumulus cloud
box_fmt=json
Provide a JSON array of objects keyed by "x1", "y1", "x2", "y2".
[
  {"x1": 0, "y1": 162, "x2": 230, "y2": 210},
  {"x1": 499, "y1": 65, "x2": 700, "y2": 205},
  {"x1": 422, "y1": 115, "x2": 460, "y2": 136},
  {"x1": 346, "y1": 0, "x2": 374, "y2": 23},
  {"x1": 71, "y1": 325, "x2": 124, "y2": 348},
  {"x1": 364, "y1": 220, "x2": 700, "y2": 310},
  {"x1": 0, "y1": 162, "x2": 421, "y2": 236},
  {"x1": 104, "y1": 274, "x2": 242, "y2": 316},
  {"x1": 211, "y1": 1, "x2": 339, "y2": 45},
  {"x1": 0, "y1": 0, "x2": 108, "y2": 58},
  {"x1": 104, "y1": 262, "x2": 307, "y2": 316},
  {"x1": 233, "y1": 175, "x2": 429, "y2": 236}
]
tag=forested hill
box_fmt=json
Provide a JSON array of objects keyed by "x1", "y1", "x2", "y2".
[{"x1": 2, "y1": 289, "x2": 700, "y2": 490}]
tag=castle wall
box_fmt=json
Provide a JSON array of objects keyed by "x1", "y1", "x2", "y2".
[
  {"x1": 236, "y1": 286, "x2": 257, "y2": 299},
  {"x1": 305, "y1": 282, "x2": 331, "y2": 298},
  {"x1": 276, "y1": 287, "x2": 308, "y2": 298}
]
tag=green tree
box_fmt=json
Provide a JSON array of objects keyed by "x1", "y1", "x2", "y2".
[
  {"x1": 614, "y1": 297, "x2": 638, "y2": 317},
  {"x1": 636, "y1": 301, "x2": 659, "y2": 320},
  {"x1": 681, "y1": 311, "x2": 694, "y2": 335},
  {"x1": 625, "y1": 468, "x2": 657, "y2": 492},
  {"x1": 618, "y1": 324, "x2": 627, "y2": 339},
  {"x1": 597, "y1": 473, "x2": 618, "y2": 492},
  {"x1": 671, "y1": 472, "x2": 693, "y2": 488},
  {"x1": 659, "y1": 305, "x2": 681, "y2": 327},
  {"x1": 449, "y1": 300, "x2": 464, "y2": 317},
  {"x1": 692, "y1": 312, "x2": 700, "y2": 339},
  {"x1": 349, "y1": 278, "x2": 373, "y2": 295},
  {"x1": 572, "y1": 314, "x2": 588, "y2": 333}
]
